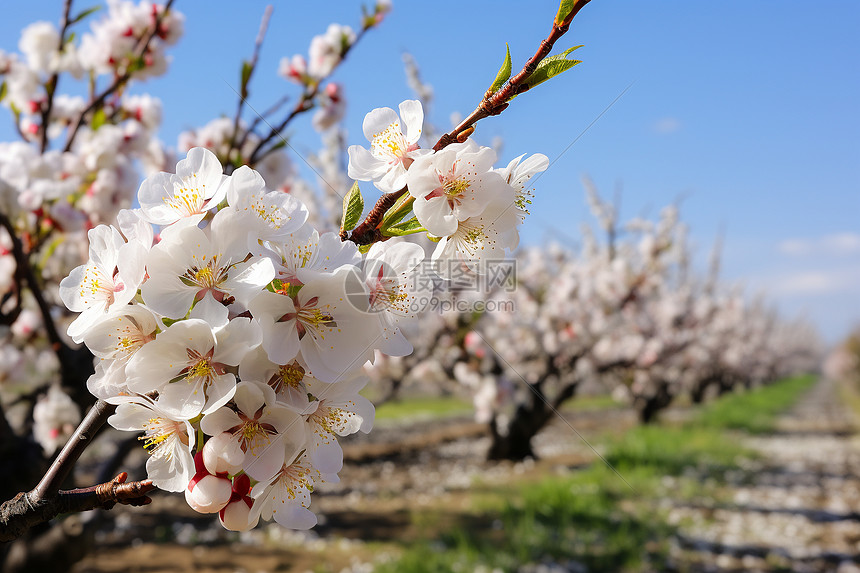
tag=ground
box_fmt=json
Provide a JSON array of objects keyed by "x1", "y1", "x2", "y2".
[
  {"x1": 69, "y1": 377, "x2": 860, "y2": 573},
  {"x1": 667, "y1": 376, "x2": 860, "y2": 572}
]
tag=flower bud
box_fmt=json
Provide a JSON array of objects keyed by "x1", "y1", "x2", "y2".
[
  {"x1": 185, "y1": 452, "x2": 232, "y2": 514},
  {"x1": 202, "y1": 432, "x2": 244, "y2": 475},
  {"x1": 219, "y1": 498, "x2": 255, "y2": 531},
  {"x1": 185, "y1": 474, "x2": 232, "y2": 514},
  {"x1": 218, "y1": 474, "x2": 258, "y2": 531}
]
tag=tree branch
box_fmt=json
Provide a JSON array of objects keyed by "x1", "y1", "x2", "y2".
[
  {"x1": 0, "y1": 472, "x2": 154, "y2": 543},
  {"x1": 432, "y1": 0, "x2": 591, "y2": 151},
  {"x1": 226, "y1": 5, "x2": 274, "y2": 167},
  {"x1": 0, "y1": 211, "x2": 66, "y2": 352},
  {"x1": 39, "y1": 0, "x2": 74, "y2": 153},
  {"x1": 239, "y1": 94, "x2": 290, "y2": 153},
  {"x1": 62, "y1": 0, "x2": 177, "y2": 152},
  {"x1": 248, "y1": 24, "x2": 372, "y2": 166},
  {"x1": 0, "y1": 210, "x2": 96, "y2": 404},
  {"x1": 344, "y1": 189, "x2": 405, "y2": 245},
  {"x1": 0, "y1": 400, "x2": 124, "y2": 542},
  {"x1": 344, "y1": 1, "x2": 593, "y2": 246},
  {"x1": 32, "y1": 400, "x2": 115, "y2": 502}
]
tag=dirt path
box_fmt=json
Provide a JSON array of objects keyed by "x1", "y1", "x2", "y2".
[{"x1": 669, "y1": 377, "x2": 860, "y2": 572}]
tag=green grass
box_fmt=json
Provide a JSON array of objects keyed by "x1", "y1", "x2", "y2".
[
  {"x1": 375, "y1": 471, "x2": 677, "y2": 573},
  {"x1": 697, "y1": 374, "x2": 816, "y2": 434},
  {"x1": 604, "y1": 424, "x2": 752, "y2": 479},
  {"x1": 373, "y1": 396, "x2": 473, "y2": 423},
  {"x1": 370, "y1": 375, "x2": 817, "y2": 572}
]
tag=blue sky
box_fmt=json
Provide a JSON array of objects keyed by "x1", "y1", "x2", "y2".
[{"x1": 1, "y1": 1, "x2": 858, "y2": 343}]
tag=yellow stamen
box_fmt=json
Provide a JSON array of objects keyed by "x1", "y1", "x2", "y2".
[
  {"x1": 443, "y1": 177, "x2": 470, "y2": 197},
  {"x1": 187, "y1": 359, "x2": 214, "y2": 381}
]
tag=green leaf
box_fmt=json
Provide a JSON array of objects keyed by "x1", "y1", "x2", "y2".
[
  {"x1": 69, "y1": 5, "x2": 101, "y2": 26},
  {"x1": 382, "y1": 217, "x2": 425, "y2": 237},
  {"x1": 91, "y1": 108, "x2": 107, "y2": 130},
  {"x1": 66, "y1": 32, "x2": 76, "y2": 46},
  {"x1": 379, "y1": 193, "x2": 415, "y2": 229},
  {"x1": 358, "y1": 244, "x2": 372, "y2": 254},
  {"x1": 524, "y1": 45, "x2": 583, "y2": 91},
  {"x1": 126, "y1": 56, "x2": 146, "y2": 74},
  {"x1": 555, "y1": 0, "x2": 577, "y2": 26},
  {"x1": 488, "y1": 43, "x2": 512, "y2": 95},
  {"x1": 426, "y1": 233, "x2": 441, "y2": 243},
  {"x1": 240, "y1": 61, "x2": 253, "y2": 99},
  {"x1": 341, "y1": 182, "x2": 364, "y2": 232},
  {"x1": 0, "y1": 82, "x2": 7, "y2": 103},
  {"x1": 360, "y1": 4, "x2": 375, "y2": 29},
  {"x1": 161, "y1": 316, "x2": 182, "y2": 328}
]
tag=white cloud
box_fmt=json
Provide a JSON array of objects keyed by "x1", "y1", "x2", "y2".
[
  {"x1": 778, "y1": 239, "x2": 812, "y2": 256},
  {"x1": 777, "y1": 232, "x2": 860, "y2": 257},
  {"x1": 771, "y1": 271, "x2": 844, "y2": 295},
  {"x1": 653, "y1": 117, "x2": 681, "y2": 134},
  {"x1": 822, "y1": 232, "x2": 860, "y2": 254}
]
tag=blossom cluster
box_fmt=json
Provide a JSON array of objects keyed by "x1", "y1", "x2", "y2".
[
  {"x1": 78, "y1": 0, "x2": 183, "y2": 79},
  {"x1": 0, "y1": 0, "x2": 383, "y2": 461},
  {"x1": 279, "y1": 23, "x2": 356, "y2": 85},
  {"x1": 59, "y1": 146, "x2": 434, "y2": 530},
  {"x1": 277, "y1": 0, "x2": 392, "y2": 90},
  {"x1": 347, "y1": 100, "x2": 548, "y2": 277}
]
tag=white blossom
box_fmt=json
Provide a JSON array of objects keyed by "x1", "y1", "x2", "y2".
[{"x1": 347, "y1": 99, "x2": 429, "y2": 193}]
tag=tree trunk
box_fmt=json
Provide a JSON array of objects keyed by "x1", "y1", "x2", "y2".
[
  {"x1": 486, "y1": 379, "x2": 579, "y2": 461},
  {"x1": 487, "y1": 404, "x2": 541, "y2": 461},
  {"x1": 690, "y1": 380, "x2": 709, "y2": 404},
  {"x1": 635, "y1": 381, "x2": 672, "y2": 424},
  {"x1": 690, "y1": 375, "x2": 721, "y2": 404}
]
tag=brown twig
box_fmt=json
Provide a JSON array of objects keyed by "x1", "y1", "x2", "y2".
[
  {"x1": 39, "y1": 0, "x2": 74, "y2": 153},
  {"x1": 248, "y1": 24, "x2": 371, "y2": 166},
  {"x1": 433, "y1": 0, "x2": 591, "y2": 151},
  {"x1": 345, "y1": 189, "x2": 405, "y2": 245},
  {"x1": 239, "y1": 94, "x2": 290, "y2": 153},
  {"x1": 31, "y1": 400, "x2": 115, "y2": 502},
  {"x1": 0, "y1": 472, "x2": 154, "y2": 543},
  {"x1": 0, "y1": 211, "x2": 66, "y2": 352},
  {"x1": 62, "y1": 0, "x2": 176, "y2": 152},
  {"x1": 0, "y1": 400, "x2": 134, "y2": 543},
  {"x1": 226, "y1": 5, "x2": 274, "y2": 168}
]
